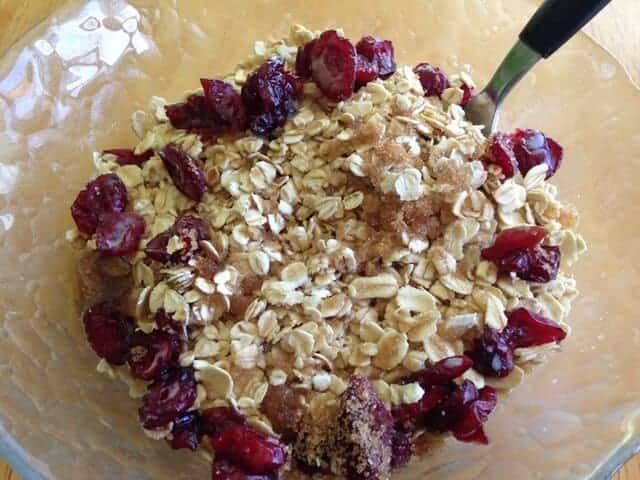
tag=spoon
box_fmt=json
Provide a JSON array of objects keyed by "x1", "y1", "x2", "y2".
[{"x1": 465, "y1": 0, "x2": 612, "y2": 134}]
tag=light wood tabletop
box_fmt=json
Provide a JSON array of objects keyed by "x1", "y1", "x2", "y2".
[{"x1": 0, "y1": 0, "x2": 638, "y2": 479}]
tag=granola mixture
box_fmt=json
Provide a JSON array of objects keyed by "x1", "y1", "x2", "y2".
[{"x1": 69, "y1": 26, "x2": 587, "y2": 480}]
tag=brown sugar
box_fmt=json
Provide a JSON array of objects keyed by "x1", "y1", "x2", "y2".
[{"x1": 260, "y1": 384, "x2": 304, "y2": 441}]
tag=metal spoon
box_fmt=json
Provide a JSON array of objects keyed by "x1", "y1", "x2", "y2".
[{"x1": 465, "y1": 0, "x2": 613, "y2": 134}]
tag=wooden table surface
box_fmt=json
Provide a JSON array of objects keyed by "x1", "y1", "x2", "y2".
[{"x1": 0, "y1": 0, "x2": 638, "y2": 479}]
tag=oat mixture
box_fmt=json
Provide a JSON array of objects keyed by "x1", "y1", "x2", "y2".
[{"x1": 69, "y1": 25, "x2": 587, "y2": 479}]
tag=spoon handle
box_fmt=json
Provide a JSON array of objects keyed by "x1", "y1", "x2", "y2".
[{"x1": 520, "y1": 0, "x2": 612, "y2": 58}]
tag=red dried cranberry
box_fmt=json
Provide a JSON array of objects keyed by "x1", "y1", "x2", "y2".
[
  {"x1": 139, "y1": 367, "x2": 197, "y2": 429},
  {"x1": 295, "y1": 40, "x2": 316, "y2": 78},
  {"x1": 165, "y1": 94, "x2": 207, "y2": 132},
  {"x1": 355, "y1": 54, "x2": 379, "y2": 89},
  {"x1": 71, "y1": 173, "x2": 128, "y2": 234},
  {"x1": 414, "y1": 63, "x2": 450, "y2": 97},
  {"x1": 309, "y1": 30, "x2": 357, "y2": 102},
  {"x1": 519, "y1": 245, "x2": 560, "y2": 283},
  {"x1": 482, "y1": 227, "x2": 560, "y2": 282},
  {"x1": 390, "y1": 429, "x2": 412, "y2": 468},
  {"x1": 83, "y1": 302, "x2": 133, "y2": 365},
  {"x1": 409, "y1": 355, "x2": 474, "y2": 387},
  {"x1": 128, "y1": 330, "x2": 181, "y2": 380},
  {"x1": 200, "y1": 406, "x2": 246, "y2": 435},
  {"x1": 336, "y1": 376, "x2": 394, "y2": 480},
  {"x1": 511, "y1": 128, "x2": 563, "y2": 179},
  {"x1": 144, "y1": 230, "x2": 172, "y2": 262},
  {"x1": 483, "y1": 133, "x2": 518, "y2": 178},
  {"x1": 155, "y1": 310, "x2": 186, "y2": 338},
  {"x1": 159, "y1": 144, "x2": 207, "y2": 202},
  {"x1": 165, "y1": 80, "x2": 246, "y2": 139},
  {"x1": 170, "y1": 411, "x2": 202, "y2": 451},
  {"x1": 481, "y1": 226, "x2": 547, "y2": 262},
  {"x1": 392, "y1": 384, "x2": 449, "y2": 431},
  {"x1": 95, "y1": 212, "x2": 145, "y2": 256},
  {"x1": 171, "y1": 214, "x2": 209, "y2": 240},
  {"x1": 201, "y1": 79, "x2": 248, "y2": 133},
  {"x1": 104, "y1": 148, "x2": 153, "y2": 166},
  {"x1": 424, "y1": 380, "x2": 478, "y2": 432},
  {"x1": 451, "y1": 386, "x2": 497, "y2": 444},
  {"x1": 145, "y1": 214, "x2": 210, "y2": 263},
  {"x1": 459, "y1": 83, "x2": 475, "y2": 107},
  {"x1": 241, "y1": 58, "x2": 302, "y2": 136},
  {"x1": 496, "y1": 249, "x2": 531, "y2": 277},
  {"x1": 504, "y1": 307, "x2": 566, "y2": 348},
  {"x1": 211, "y1": 459, "x2": 273, "y2": 480},
  {"x1": 466, "y1": 327, "x2": 514, "y2": 378},
  {"x1": 210, "y1": 425, "x2": 286, "y2": 475},
  {"x1": 355, "y1": 36, "x2": 396, "y2": 80}
]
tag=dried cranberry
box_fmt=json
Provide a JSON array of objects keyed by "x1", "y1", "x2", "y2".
[
  {"x1": 155, "y1": 310, "x2": 186, "y2": 338},
  {"x1": 159, "y1": 144, "x2": 207, "y2": 202},
  {"x1": 496, "y1": 249, "x2": 531, "y2": 277},
  {"x1": 392, "y1": 384, "x2": 449, "y2": 431},
  {"x1": 355, "y1": 36, "x2": 396, "y2": 80},
  {"x1": 71, "y1": 173, "x2": 128, "y2": 234},
  {"x1": 295, "y1": 40, "x2": 316, "y2": 78},
  {"x1": 145, "y1": 214, "x2": 210, "y2": 263},
  {"x1": 241, "y1": 58, "x2": 302, "y2": 136},
  {"x1": 309, "y1": 30, "x2": 357, "y2": 102},
  {"x1": 481, "y1": 226, "x2": 547, "y2": 261},
  {"x1": 504, "y1": 307, "x2": 566, "y2": 348},
  {"x1": 414, "y1": 63, "x2": 450, "y2": 97},
  {"x1": 511, "y1": 128, "x2": 563, "y2": 178},
  {"x1": 519, "y1": 245, "x2": 560, "y2": 283},
  {"x1": 451, "y1": 386, "x2": 497, "y2": 444},
  {"x1": 210, "y1": 425, "x2": 286, "y2": 475},
  {"x1": 165, "y1": 80, "x2": 246, "y2": 138},
  {"x1": 211, "y1": 459, "x2": 273, "y2": 480},
  {"x1": 459, "y1": 83, "x2": 475, "y2": 107},
  {"x1": 104, "y1": 148, "x2": 154, "y2": 166},
  {"x1": 170, "y1": 411, "x2": 201, "y2": 451},
  {"x1": 165, "y1": 94, "x2": 207, "y2": 132},
  {"x1": 483, "y1": 133, "x2": 518, "y2": 179},
  {"x1": 139, "y1": 367, "x2": 197, "y2": 429},
  {"x1": 200, "y1": 406, "x2": 246, "y2": 435},
  {"x1": 83, "y1": 302, "x2": 133, "y2": 365},
  {"x1": 146, "y1": 226, "x2": 179, "y2": 261},
  {"x1": 466, "y1": 327, "x2": 514, "y2": 378},
  {"x1": 128, "y1": 330, "x2": 181, "y2": 380},
  {"x1": 201, "y1": 79, "x2": 248, "y2": 133},
  {"x1": 409, "y1": 355, "x2": 474, "y2": 387},
  {"x1": 424, "y1": 380, "x2": 478, "y2": 432},
  {"x1": 95, "y1": 212, "x2": 145, "y2": 256},
  {"x1": 335, "y1": 376, "x2": 394, "y2": 480},
  {"x1": 390, "y1": 429, "x2": 412, "y2": 468},
  {"x1": 355, "y1": 54, "x2": 379, "y2": 89},
  {"x1": 482, "y1": 227, "x2": 560, "y2": 282}
]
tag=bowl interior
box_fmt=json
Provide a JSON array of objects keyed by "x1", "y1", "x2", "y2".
[{"x1": 0, "y1": 0, "x2": 639, "y2": 479}]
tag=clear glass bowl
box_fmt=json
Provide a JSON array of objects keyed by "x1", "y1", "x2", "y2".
[{"x1": 1, "y1": 1, "x2": 639, "y2": 479}]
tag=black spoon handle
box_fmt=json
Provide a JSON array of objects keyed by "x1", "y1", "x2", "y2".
[{"x1": 519, "y1": 0, "x2": 612, "y2": 58}]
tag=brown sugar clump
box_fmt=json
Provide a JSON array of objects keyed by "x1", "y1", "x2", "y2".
[
  {"x1": 195, "y1": 257, "x2": 220, "y2": 281},
  {"x1": 229, "y1": 274, "x2": 264, "y2": 318},
  {"x1": 260, "y1": 384, "x2": 304, "y2": 442},
  {"x1": 401, "y1": 193, "x2": 446, "y2": 239},
  {"x1": 294, "y1": 377, "x2": 394, "y2": 479},
  {"x1": 330, "y1": 376, "x2": 394, "y2": 480}
]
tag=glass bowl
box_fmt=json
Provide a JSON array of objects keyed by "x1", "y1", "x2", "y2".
[{"x1": 1, "y1": 1, "x2": 639, "y2": 479}]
